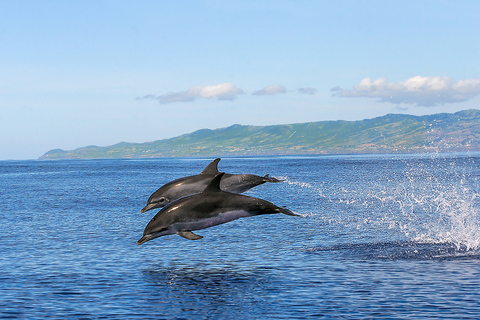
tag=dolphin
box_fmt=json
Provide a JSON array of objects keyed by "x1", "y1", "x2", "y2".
[
  {"x1": 140, "y1": 158, "x2": 283, "y2": 213},
  {"x1": 137, "y1": 172, "x2": 297, "y2": 245}
]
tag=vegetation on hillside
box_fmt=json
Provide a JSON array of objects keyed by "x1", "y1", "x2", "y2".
[{"x1": 39, "y1": 109, "x2": 480, "y2": 159}]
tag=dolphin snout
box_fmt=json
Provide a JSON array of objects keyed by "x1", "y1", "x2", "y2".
[
  {"x1": 137, "y1": 235, "x2": 150, "y2": 245},
  {"x1": 140, "y1": 203, "x2": 158, "y2": 213}
]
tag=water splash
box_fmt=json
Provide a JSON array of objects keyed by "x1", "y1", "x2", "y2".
[
  {"x1": 385, "y1": 159, "x2": 480, "y2": 251},
  {"x1": 281, "y1": 156, "x2": 480, "y2": 254},
  {"x1": 414, "y1": 184, "x2": 480, "y2": 250},
  {"x1": 279, "y1": 176, "x2": 325, "y2": 196}
]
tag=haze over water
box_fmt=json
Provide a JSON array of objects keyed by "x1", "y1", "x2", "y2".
[{"x1": 1, "y1": 154, "x2": 480, "y2": 318}]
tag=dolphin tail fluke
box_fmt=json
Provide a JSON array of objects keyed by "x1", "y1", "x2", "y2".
[
  {"x1": 263, "y1": 174, "x2": 284, "y2": 183},
  {"x1": 277, "y1": 207, "x2": 299, "y2": 216}
]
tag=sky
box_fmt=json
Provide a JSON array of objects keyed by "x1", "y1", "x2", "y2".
[{"x1": 1, "y1": 0, "x2": 480, "y2": 160}]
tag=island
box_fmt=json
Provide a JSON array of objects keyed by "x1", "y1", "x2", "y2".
[{"x1": 39, "y1": 109, "x2": 480, "y2": 159}]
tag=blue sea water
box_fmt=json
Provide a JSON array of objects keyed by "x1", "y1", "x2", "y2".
[{"x1": 1, "y1": 154, "x2": 480, "y2": 319}]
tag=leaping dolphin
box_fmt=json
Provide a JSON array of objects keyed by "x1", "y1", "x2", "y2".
[
  {"x1": 140, "y1": 158, "x2": 283, "y2": 213},
  {"x1": 137, "y1": 172, "x2": 297, "y2": 245}
]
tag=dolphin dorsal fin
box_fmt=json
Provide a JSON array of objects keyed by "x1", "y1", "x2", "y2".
[
  {"x1": 201, "y1": 158, "x2": 221, "y2": 175},
  {"x1": 203, "y1": 172, "x2": 225, "y2": 193}
]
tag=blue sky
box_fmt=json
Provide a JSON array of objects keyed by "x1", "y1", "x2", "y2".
[{"x1": 1, "y1": 0, "x2": 479, "y2": 160}]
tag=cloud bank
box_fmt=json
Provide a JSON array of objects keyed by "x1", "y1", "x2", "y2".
[
  {"x1": 138, "y1": 83, "x2": 244, "y2": 104},
  {"x1": 138, "y1": 83, "x2": 317, "y2": 104},
  {"x1": 331, "y1": 76, "x2": 480, "y2": 107},
  {"x1": 252, "y1": 84, "x2": 287, "y2": 96}
]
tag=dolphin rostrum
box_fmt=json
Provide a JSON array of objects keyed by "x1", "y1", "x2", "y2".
[
  {"x1": 140, "y1": 158, "x2": 283, "y2": 213},
  {"x1": 137, "y1": 172, "x2": 297, "y2": 245}
]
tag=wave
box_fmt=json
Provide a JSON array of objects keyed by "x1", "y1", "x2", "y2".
[{"x1": 304, "y1": 240, "x2": 480, "y2": 261}]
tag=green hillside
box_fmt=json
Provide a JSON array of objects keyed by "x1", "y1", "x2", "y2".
[{"x1": 39, "y1": 109, "x2": 480, "y2": 159}]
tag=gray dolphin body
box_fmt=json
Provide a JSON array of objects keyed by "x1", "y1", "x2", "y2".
[
  {"x1": 140, "y1": 158, "x2": 283, "y2": 213},
  {"x1": 137, "y1": 172, "x2": 297, "y2": 245}
]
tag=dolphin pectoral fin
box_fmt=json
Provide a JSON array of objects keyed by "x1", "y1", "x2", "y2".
[{"x1": 177, "y1": 230, "x2": 203, "y2": 240}]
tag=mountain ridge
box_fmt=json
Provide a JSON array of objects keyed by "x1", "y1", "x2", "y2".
[{"x1": 39, "y1": 109, "x2": 480, "y2": 159}]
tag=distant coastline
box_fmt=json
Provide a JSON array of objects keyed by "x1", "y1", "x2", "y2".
[{"x1": 39, "y1": 109, "x2": 480, "y2": 160}]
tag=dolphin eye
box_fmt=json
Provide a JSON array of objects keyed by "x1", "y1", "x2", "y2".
[{"x1": 159, "y1": 198, "x2": 165, "y2": 203}]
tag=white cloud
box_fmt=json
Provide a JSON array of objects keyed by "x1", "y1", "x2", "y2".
[
  {"x1": 138, "y1": 83, "x2": 244, "y2": 104},
  {"x1": 298, "y1": 87, "x2": 318, "y2": 95},
  {"x1": 331, "y1": 76, "x2": 480, "y2": 107},
  {"x1": 137, "y1": 83, "x2": 320, "y2": 103},
  {"x1": 252, "y1": 84, "x2": 287, "y2": 96}
]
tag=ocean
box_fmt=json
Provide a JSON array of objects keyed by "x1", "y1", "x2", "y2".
[{"x1": 1, "y1": 154, "x2": 480, "y2": 319}]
